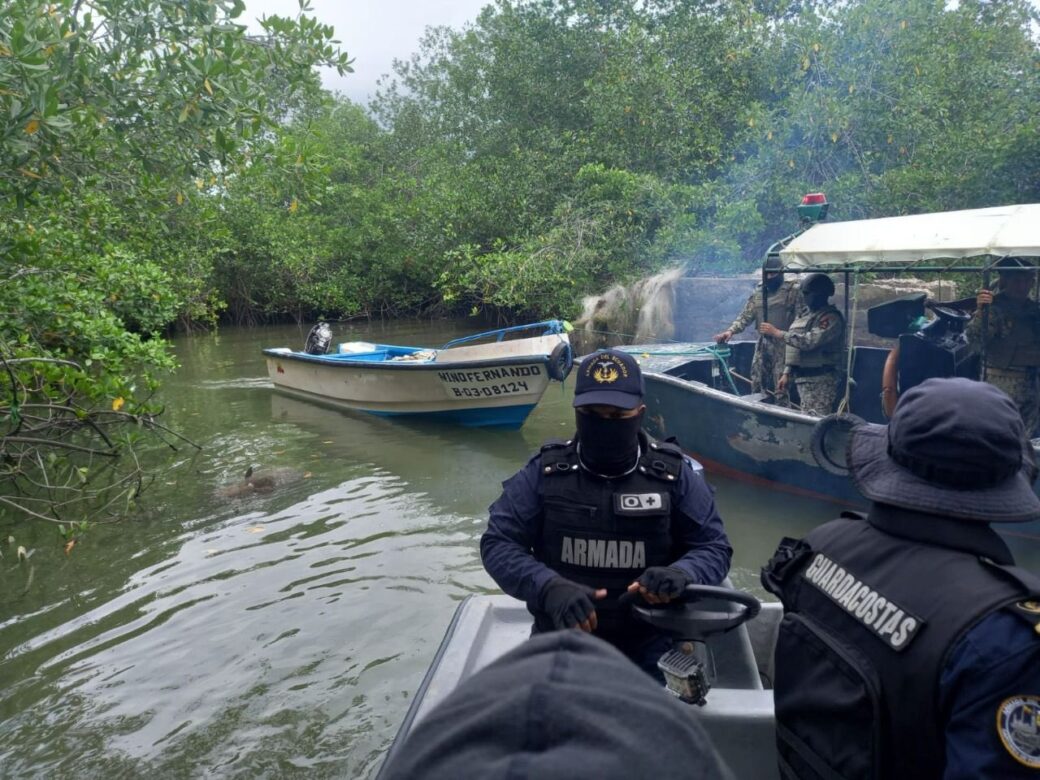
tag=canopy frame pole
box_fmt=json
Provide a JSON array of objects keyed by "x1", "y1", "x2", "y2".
[
  {"x1": 981, "y1": 268, "x2": 991, "y2": 383},
  {"x1": 843, "y1": 271, "x2": 850, "y2": 334},
  {"x1": 762, "y1": 264, "x2": 769, "y2": 325}
]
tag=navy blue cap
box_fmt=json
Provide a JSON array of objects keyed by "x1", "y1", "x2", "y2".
[{"x1": 572, "y1": 349, "x2": 645, "y2": 409}]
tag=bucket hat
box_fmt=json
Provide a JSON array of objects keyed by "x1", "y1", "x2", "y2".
[{"x1": 848, "y1": 377, "x2": 1040, "y2": 522}]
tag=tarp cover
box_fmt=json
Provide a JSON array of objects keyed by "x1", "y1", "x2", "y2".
[{"x1": 780, "y1": 203, "x2": 1040, "y2": 268}]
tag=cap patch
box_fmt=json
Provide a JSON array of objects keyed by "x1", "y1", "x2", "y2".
[
  {"x1": 998, "y1": 696, "x2": 1040, "y2": 768},
  {"x1": 586, "y1": 354, "x2": 629, "y2": 385}
]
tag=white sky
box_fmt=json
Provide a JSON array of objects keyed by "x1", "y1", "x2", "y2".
[{"x1": 243, "y1": 0, "x2": 491, "y2": 105}]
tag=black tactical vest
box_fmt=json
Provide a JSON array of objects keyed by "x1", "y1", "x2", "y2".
[
  {"x1": 762, "y1": 507, "x2": 1040, "y2": 780},
  {"x1": 533, "y1": 435, "x2": 685, "y2": 637}
]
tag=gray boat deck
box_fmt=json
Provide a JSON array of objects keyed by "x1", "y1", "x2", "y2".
[{"x1": 387, "y1": 594, "x2": 783, "y2": 779}]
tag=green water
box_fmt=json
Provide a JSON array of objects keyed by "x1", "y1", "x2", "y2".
[{"x1": 0, "y1": 320, "x2": 1033, "y2": 777}]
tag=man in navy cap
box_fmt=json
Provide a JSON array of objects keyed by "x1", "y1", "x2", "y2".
[
  {"x1": 762, "y1": 377, "x2": 1040, "y2": 779},
  {"x1": 481, "y1": 349, "x2": 732, "y2": 678}
]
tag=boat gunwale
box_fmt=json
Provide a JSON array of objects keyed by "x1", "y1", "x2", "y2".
[
  {"x1": 376, "y1": 595, "x2": 475, "y2": 778},
  {"x1": 261, "y1": 349, "x2": 555, "y2": 372},
  {"x1": 644, "y1": 369, "x2": 818, "y2": 424}
]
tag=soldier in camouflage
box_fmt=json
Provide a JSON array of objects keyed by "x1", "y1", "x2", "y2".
[
  {"x1": 968, "y1": 256, "x2": 1040, "y2": 437},
  {"x1": 714, "y1": 256, "x2": 802, "y2": 405},
  {"x1": 761, "y1": 273, "x2": 846, "y2": 416}
]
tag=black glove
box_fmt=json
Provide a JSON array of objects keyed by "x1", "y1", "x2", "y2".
[
  {"x1": 637, "y1": 566, "x2": 689, "y2": 598},
  {"x1": 539, "y1": 578, "x2": 599, "y2": 630}
]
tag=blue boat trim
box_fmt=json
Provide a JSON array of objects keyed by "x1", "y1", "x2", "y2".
[
  {"x1": 368, "y1": 404, "x2": 536, "y2": 429},
  {"x1": 271, "y1": 385, "x2": 536, "y2": 429},
  {"x1": 440, "y1": 319, "x2": 567, "y2": 349},
  {"x1": 261, "y1": 348, "x2": 555, "y2": 372}
]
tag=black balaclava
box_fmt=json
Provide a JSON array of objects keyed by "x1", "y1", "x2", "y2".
[
  {"x1": 805, "y1": 292, "x2": 828, "y2": 311},
  {"x1": 764, "y1": 273, "x2": 783, "y2": 293},
  {"x1": 575, "y1": 409, "x2": 645, "y2": 476}
]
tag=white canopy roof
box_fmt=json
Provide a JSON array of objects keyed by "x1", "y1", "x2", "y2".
[{"x1": 779, "y1": 203, "x2": 1040, "y2": 269}]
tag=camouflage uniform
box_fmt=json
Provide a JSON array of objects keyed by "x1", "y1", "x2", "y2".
[
  {"x1": 728, "y1": 280, "x2": 802, "y2": 404},
  {"x1": 782, "y1": 304, "x2": 846, "y2": 416},
  {"x1": 967, "y1": 292, "x2": 1040, "y2": 436}
]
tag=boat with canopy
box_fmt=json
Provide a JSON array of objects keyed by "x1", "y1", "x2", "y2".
[{"x1": 636, "y1": 199, "x2": 1040, "y2": 547}]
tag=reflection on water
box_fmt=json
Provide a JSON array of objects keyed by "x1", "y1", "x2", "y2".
[{"x1": 0, "y1": 320, "x2": 1035, "y2": 777}]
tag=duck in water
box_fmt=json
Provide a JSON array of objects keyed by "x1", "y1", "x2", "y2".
[{"x1": 217, "y1": 466, "x2": 301, "y2": 499}]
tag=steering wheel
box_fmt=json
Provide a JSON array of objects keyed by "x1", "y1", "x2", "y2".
[{"x1": 619, "y1": 584, "x2": 761, "y2": 640}]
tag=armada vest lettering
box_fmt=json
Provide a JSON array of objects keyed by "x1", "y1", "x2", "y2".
[
  {"x1": 533, "y1": 436, "x2": 682, "y2": 636},
  {"x1": 561, "y1": 537, "x2": 647, "y2": 569}
]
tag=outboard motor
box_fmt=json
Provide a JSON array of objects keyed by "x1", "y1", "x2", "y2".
[
  {"x1": 304, "y1": 322, "x2": 333, "y2": 355},
  {"x1": 897, "y1": 303, "x2": 976, "y2": 391},
  {"x1": 867, "y1": 294, "x2": 977, "y2": 394}
]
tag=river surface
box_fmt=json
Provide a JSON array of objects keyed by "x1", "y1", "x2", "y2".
[{"x1": 1, "y1": 320, "x2": 1036, "y2": 778}]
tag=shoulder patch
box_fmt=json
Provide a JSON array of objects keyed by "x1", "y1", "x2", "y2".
[
  {"x1": 998, "y1": 696, "x2": 1040, "y2": 768},
  {"x1": 818, "y1": 314, "x2": 833, "y2": 330}
]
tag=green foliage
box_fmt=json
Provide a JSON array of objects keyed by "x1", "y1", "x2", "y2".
[
  {"x1": 1, "y1": 0, "x2": 351, "y2": 524},
  {"x1": 711, "y1": 0, "x2": 1040, "y2": 265},
  {"x1": 434, "y1": 164, "x2": 702, "y2": 318},
  {"x1": 254, "y1": 0, "x2": 1034, "y2": 319},
  {"x1": 0, "y1": 0, "x2": 352, "y2": 199}
]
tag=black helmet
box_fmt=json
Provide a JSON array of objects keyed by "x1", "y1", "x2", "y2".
[
  {"x1": 800, "y1": 273, "x2": 835, "y2": 297},
  {"x1": 996, "y1": 256, "x2": 1038, "y2": 272},
  {"x1": 763, "y1": 256, "x2": 783, "y2": 272}
]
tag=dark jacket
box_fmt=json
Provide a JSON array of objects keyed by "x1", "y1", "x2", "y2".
[{"x1": 762, "y1": 505, "x2": 1040, "y2": 780}]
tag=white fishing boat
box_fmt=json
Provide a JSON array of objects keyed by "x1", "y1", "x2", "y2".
[{"x1": 262, "y1": 320, "x2": 573, "y2": 428}]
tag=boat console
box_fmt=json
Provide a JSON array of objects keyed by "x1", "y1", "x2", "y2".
[{"x1": 381, "y1": 583, "x2": 783, "y2": 779}]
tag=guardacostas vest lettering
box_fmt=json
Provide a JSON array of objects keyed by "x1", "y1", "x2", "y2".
[
  {"x1": 762, "y1": 510, "x2": 1040, "y2": 780},
  {"x1": 533, "y1": 436, "x2": 684, "y2": 637}
]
